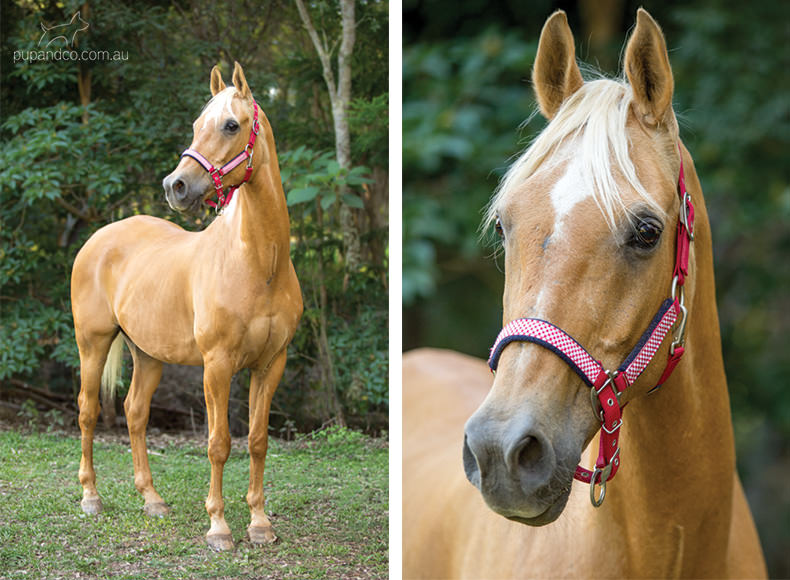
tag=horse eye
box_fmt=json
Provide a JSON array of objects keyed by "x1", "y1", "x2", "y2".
[
  {"x1": 495, "y1": 217, "x2": 504, "y2": 238},
  {"x1": 630, "y1": 218, "x2": 663, "y2": 249},
  {"x1": 224, "y1": 120, "x2": 239, "y2": 133}
]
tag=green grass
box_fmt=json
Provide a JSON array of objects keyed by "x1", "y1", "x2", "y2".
[{"x1": 0, "y1": 426, "x2": 388, "y2": 579}]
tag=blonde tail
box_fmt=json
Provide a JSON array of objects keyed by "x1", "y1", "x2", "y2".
[{"x1": 100, "y1": 334, "x2": 124, "y2": 423}]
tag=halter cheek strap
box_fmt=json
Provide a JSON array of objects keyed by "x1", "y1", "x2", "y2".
[
  {"x1": 180, "y1": 100, "x2": 260, "y2": 211},
  {"x1": 487, "y1": 145, "x2": 694, "y2": 507}
]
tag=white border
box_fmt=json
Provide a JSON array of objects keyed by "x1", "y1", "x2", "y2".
[{"x1": 388, "y1": 1, "x2": 403, "y2": 578}]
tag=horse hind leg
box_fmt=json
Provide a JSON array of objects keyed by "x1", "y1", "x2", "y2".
[
  {"x1": 76, "y1": 329, "x2": 118, "y2": 515},
  {"x1": 246, "y1": 350, "x2": 287, "y2": 545},
  {"x1": 123, "y1": 343, "x2": 168, "y2": 516}
]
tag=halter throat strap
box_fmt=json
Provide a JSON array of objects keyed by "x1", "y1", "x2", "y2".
[
  {"x1": 487, "y1": 144, "x2": 694, "y2": 507},
  {"x1": 180, "y1": 99, "x2": 260, "y2": 211}
]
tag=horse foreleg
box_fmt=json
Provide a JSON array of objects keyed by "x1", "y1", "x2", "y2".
[
  {"x1": 124, "y1": 346, "x2": 168, "y2": 516},
  {"x1": 202, "y1": 358, "x2": 234, "y2": 551},
  {"x1": 76, "y1": 332, "x2": 115, "y2": 515},
  {"x1": 246, "y1": 350, "x2": 287, "y2": 544}
]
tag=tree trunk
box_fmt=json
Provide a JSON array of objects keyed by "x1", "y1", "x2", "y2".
[
  {"x1": 294, "y1": 0, "x2": 362, "y2": 272},
  {"x1": 312, "y1": 203, "x2": 346, "y2": 426}
]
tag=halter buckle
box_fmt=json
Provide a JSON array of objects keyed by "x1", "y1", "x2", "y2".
[
  {"x1": 589, "y1": 369, "x2": 622, "y2": 422},
  {"x1": 209, "y1": 167, "x2": 222, "y2": 182}
]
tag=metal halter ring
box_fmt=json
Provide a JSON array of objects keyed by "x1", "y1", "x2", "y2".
[
  {"x1": 589, "y1": 447, "x2": 620, "y2": 507},
  {"x1": 244, "y1": 144, "x2": 254, "y2": 168},
  {"x1": 590, "y1": 461, "x2": 613, "y2": 507}
]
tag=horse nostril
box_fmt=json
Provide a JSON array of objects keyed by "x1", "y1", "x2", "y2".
[
  {"x1": 507, "y1": 432, "x2": 553, "y2": 488},
  {"x1": 517, "y1": 436, "x2": 543, "y2": 471},
  {"x1": 173, "y1": 178, "x2": 186, "y2": 198}
]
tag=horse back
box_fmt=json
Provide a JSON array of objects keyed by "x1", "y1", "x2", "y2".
[{"x1": 71, "y1": 215, "x2": 202, "y2": 361}]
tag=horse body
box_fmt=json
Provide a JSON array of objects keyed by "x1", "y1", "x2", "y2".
[
  {"x1": 403, "y1": 9, "x2": 765, "y2": 578},
  {"x1": 75, "y1": 205, "x2": 299, "y2": 369},
  {"x1": 71, "y1": 63, "x2": 302, "y2": 551}
]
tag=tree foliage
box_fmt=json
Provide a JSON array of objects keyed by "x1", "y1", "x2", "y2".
[{"x1": 1, "y1": 0, "x2": 388, "y2": 431}]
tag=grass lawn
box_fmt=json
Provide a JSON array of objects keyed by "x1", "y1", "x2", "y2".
[{"x1": 0, "y1": 426, "x2": 388, "y2": 579}]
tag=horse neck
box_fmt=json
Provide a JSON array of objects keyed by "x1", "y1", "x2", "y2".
[
  {"x1": 213, "y1": 133, "x2": 292, "y2": 273},
  {"x1": 602, "y1": 162, "x2": 736, "y2": 574}
]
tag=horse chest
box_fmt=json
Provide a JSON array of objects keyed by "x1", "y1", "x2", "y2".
[{"x1": 192, "y1": 301, "x2": 293, "y2": 367}]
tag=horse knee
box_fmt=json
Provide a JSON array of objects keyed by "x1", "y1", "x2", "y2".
[
  {"x1": 248, "y1": 432, "x2": 269, "y2": 459},
  {"x1": 78, "y1": 401, "x2": 100, "y2": 430},
  {"x1": 207, "y1": 434, "x2": 231, "y2": 465},
  {"x1": 123, "y1": 399, "x2": 149, "y2": 434}
]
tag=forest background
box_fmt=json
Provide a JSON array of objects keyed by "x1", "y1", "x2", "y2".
[
  {"x1": 0, "y1": 0, "x2": 389, "y2": 434},
  {"x1": 403, "y1": 0, "x2": 788, "y2": 576}
]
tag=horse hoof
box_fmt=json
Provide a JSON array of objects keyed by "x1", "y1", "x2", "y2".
[
  {"x1": 143, "y1": 502, "x2": 170, "y2": 517},
  {"x1": 248, "y1": 525, "x2": 277, "y2": 545},
  {"x1": 206, "y1": 533, "x2": 234, "y2": 552},
  {"x1": 81, "y1": 497, "x2": 103, "y2": 515}
]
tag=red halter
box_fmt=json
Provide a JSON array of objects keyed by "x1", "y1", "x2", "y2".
[
  {"x1": 180, "y1": 100, "x2": 260, "y2": 211},
  {"x1": 487, "y1": 146, "x2": 695, "y2": 507}
]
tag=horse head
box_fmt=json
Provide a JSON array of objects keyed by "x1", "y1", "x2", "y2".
[
  {"x1": 163, "y1": 62, "x2": 263, "y2": 213},
  {"x1": 463, "y1": 9, "x2": 694, "y2": 525}
]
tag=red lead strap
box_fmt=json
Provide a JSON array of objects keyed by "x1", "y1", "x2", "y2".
[{"x1": 487, "y1": 145, "x2": 694, "y2": 507}]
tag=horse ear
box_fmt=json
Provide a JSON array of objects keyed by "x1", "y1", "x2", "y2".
[
  {"x1": 210, "y1": 66, "x2": 226, "y2": 97},
  {"x1": 532, "y1": 10, "x2": 584, "y2": 120},
  {"x1": 624, "y1": 8, "x2": 674, "y2": 126},
  {"x1": 232, "y1": 61, "x2": 251, "y2": 99}
]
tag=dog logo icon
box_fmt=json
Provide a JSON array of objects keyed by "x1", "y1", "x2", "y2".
[{"x1": 38, "y1": 11, "x2": 89, "y2": 48}]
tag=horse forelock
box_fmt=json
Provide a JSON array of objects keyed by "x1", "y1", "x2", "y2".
[
  {"x1": 197, "y1": 87, "x2": 240, "y2": 130},
  {"x1": 485, "y1": 78, "x2": 666, "y2": 235}
]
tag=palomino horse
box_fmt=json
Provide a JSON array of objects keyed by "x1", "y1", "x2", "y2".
[
  {"x1": 403, "y1": 10, "x2": 766, "y2": 578},
  {"x1": 71, "y1": 62, "x2": 302, "y2": 551}
]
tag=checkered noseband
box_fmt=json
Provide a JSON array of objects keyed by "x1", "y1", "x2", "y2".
[{"x1": 487, "y1": 146, "x2": 694, "y2": 508}]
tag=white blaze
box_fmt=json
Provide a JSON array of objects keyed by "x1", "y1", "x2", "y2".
[{"x1": 549, "y1": 156, "x2": 590, "y2": 240}]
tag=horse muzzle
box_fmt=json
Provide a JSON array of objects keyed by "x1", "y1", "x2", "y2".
[
  {"x1": 162, "y1": 169, "x2": 211, "y2": 213},
  {"x1": 463, "y1": 406, "x2": 576, "y2": 526}
]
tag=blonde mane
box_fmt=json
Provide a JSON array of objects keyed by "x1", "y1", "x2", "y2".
[{"x1": 485, "y1": 78, "x2": 664, "y2": 233}]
